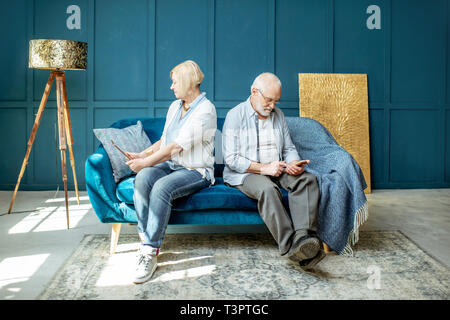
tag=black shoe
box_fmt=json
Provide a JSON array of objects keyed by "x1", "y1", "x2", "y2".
[
  {"x1": 287, "y1": 235, "x2": 320, "y2": 262},
  {"x1": 299, "y1": 249, "x2": 326, "y2": 271}
]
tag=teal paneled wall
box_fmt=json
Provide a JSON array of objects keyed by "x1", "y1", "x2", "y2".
[
  {"x1": 0, "y1": 109, "x2": 27, "y2": 183},
  {"x1": 0, "y1": 0, "x2": 28, "y2": 101},
  {"x1": 215, "y1": 0, "x2": 271, "y2": 101},
  {"x1": 275, "y1": 0, "x2": 329, "y2": 102},
  {"x1": 391, "y1": 0, "x2": 446, "y2": 104},
  {"x1": 334, "y1": 0, "x2": 386, "y2": 103},
  {"x1": 368, "y1": 109, "x2": 385, "y2": 185},
  {"x1": 95, "y1": 0, "x2": 148, "y2": 101},
  {"x1": 446, "y1": 109, "x2": 450, "y2": 183},
  {"x1": 0, "y1": 0, "x2": 448, "y2": 190},
  {"x1": 390, "y1": 110, "x2": 442, "y2": 184},
  {"x1": 155, "y1": 0, "x2": 210, "y2": 101}
]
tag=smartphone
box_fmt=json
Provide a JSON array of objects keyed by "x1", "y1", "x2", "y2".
[
  {"x1": 111, "y1": 140, "x2": 130, "y2": 160},
  {"x1": 296, "y1": 160, "x2": 309, "y2": 167}
]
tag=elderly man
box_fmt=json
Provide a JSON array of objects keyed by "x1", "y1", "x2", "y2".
[{"x1": 222, "y1": 72, "x2": 324, "y2": 268}]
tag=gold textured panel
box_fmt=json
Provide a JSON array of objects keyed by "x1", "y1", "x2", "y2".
[
  {"x1": 29, "y1": 39, "x2": 88, "y2": 70},
  {"x1": 299, "y1": 73, "x2": 371, "y2": 193}
]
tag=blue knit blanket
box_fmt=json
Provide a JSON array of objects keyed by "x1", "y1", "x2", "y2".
[{"x1": 286, "y1": 117, "x2": 369, "y2": 255}]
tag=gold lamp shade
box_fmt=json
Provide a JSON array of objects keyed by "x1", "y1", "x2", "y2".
[{"x1": 29, "y1": 39, "x2": 87, "y2": 70}]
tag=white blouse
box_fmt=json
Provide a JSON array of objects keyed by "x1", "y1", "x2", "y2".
[{"x1": 160, "y1": 97, "x2": 217, "y2": 184}]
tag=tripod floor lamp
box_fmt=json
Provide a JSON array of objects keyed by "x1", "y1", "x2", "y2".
[{"x1": 8, "y1": 39, "x2": 88, "y2": 229}]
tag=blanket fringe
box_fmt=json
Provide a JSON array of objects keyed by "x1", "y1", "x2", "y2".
[{"x1": 338, "y1": 201, "x2": 369, "y2": 256}]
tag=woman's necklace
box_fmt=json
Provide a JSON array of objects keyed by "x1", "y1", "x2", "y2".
[{"x1": 182, "y1": 98, "x2": 191, "y2": 111}]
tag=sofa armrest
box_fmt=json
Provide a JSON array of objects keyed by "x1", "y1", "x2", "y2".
[{"x1": 85, "y1": 146, "x2": 124, "y2": 223}]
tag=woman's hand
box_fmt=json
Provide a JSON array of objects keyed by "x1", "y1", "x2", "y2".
[
  {"x1": 126, "y1": 158, "x2": 147, "y2": 173},
  {"x1": 124, "y1": 152, "x2": 139, "y2": 160},
  {"x1": 124, "y1": 150, "x2": 149, "y2": 160}
]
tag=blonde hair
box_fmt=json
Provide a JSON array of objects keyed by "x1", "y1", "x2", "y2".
[{"x1": 170, "y1": 60, "x2": 204, "y2": 97}]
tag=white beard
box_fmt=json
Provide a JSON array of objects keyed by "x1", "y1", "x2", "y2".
[{"x1": 255, "y1": 103, "x2": 272, "y2": 117}]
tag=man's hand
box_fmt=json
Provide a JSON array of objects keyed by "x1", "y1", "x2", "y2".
[
  {"x1": 261, "y1": 161, "x2": 286, "y2": 177},
  {"x1": 126, "y1": 158, "x2": 147, "y2": 173},
  {"x1": 284, "y1": 160, "x2": 309, "y2": 176}
]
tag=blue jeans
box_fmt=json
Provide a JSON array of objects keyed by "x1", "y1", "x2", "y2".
[{"x1": 133, "y1": 162, "x2": 210, "y2": 248}]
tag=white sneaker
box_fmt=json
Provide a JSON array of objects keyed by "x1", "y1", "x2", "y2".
[{"x1": 133, "y1": 245, "x2": 158, "y2": 284}]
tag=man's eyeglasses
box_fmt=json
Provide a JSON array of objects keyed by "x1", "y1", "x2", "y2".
[{"x1": 257, "y1": 89, "x2": 279, "y2": 106}]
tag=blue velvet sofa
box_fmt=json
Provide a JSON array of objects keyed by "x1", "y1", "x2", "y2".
[{"x1": 86, "y1": 117, "x2": 296, "y2": 254}]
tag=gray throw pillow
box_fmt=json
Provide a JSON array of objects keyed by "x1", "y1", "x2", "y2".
[{"x1": 93, "y1": 121, "x2": 152, "y2": 183}]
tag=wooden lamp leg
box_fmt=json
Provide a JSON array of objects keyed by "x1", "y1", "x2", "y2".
[
  {"x1": 61, "y1": 74, "x2": 80, "y2": 205},
  {"x1": 55, "y1": 72, "x2": 70, "y2": 229},
  {"x1": 8, "y1": 72, "x2": 56, "y2": 214},
  {"x1": 60, "y1": 150, "x2": 70, "y2": 229}
]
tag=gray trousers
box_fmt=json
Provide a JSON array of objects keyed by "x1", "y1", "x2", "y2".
[{"x1": 235, "y1": 172, "x2": 319, "y2": 255}]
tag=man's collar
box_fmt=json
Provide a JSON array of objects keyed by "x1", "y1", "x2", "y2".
[{"x1": 245, "y1": 96, "x2": 257, "y2": 118}]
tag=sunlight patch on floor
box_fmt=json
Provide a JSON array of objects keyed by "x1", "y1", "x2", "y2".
[
  {"x1": 95, "y1": 251, "x2": 137, "y2": 287},
  {"x1": 94, "y1": 248, "x2": 215, "y2": 287},
  {"x1": 157, "y1": 255, "x2": 214, "y2": 267},
  {"x1": 33, "y1": 204, "x2": 91, "y2": 232},
  {"x1": 114, "y1": 242, "x2": 140, "y2": 254},
  {"x1": 0, "y1": 254, "x2": 50, "y2": 299},
  {"x1": 8, "y1": 202, "x2": 92, "y2": 234},
  {"x1": 45, "y1": 196, "x2": 90, "y2": 203},
  {"x1": 152, "y1": 264, "x2": 216, "y2": 283},
  {"x1": 8, "y1": 207, "x2": 57, "y2": 234}
]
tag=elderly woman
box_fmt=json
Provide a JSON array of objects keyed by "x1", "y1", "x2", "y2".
[{"x1": 125, "y1": 60, "x2": 217, "y2": 284}]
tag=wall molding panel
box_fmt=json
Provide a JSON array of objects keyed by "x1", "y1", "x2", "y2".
[{"x1": 0, "y1": 0, "x2": 448, "y2": 190}]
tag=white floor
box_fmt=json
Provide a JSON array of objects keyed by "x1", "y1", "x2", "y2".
[{"x1": 0, "y1": 189, "x2": 449, "y2": 300}]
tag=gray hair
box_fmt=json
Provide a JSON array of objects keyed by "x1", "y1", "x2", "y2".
[{"x1": 251, "y1": 72, "x2": 282, "y2": 93}]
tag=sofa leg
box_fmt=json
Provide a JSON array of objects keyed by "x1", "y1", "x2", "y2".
[{"x1": 110, "y1": 223, "x2": 122, "y2": 255}]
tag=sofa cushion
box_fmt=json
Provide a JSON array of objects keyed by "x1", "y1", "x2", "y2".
[
  {"x1": 115, "y1": 176, "x2": 136, "y2": 205},
  {"x1": 116, "y1": 177, "x2": 289, "y2": 212},
  {"x1": 94, "y1": 121, "x2": 152, "y2": 183},
  {"x1": 109, "y1": 118, "x2": 166, "y2": 145}
]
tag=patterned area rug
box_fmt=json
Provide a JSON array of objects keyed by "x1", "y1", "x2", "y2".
[{"x1": 38, "y1": 231, "x2": 449, "y2": 300}]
